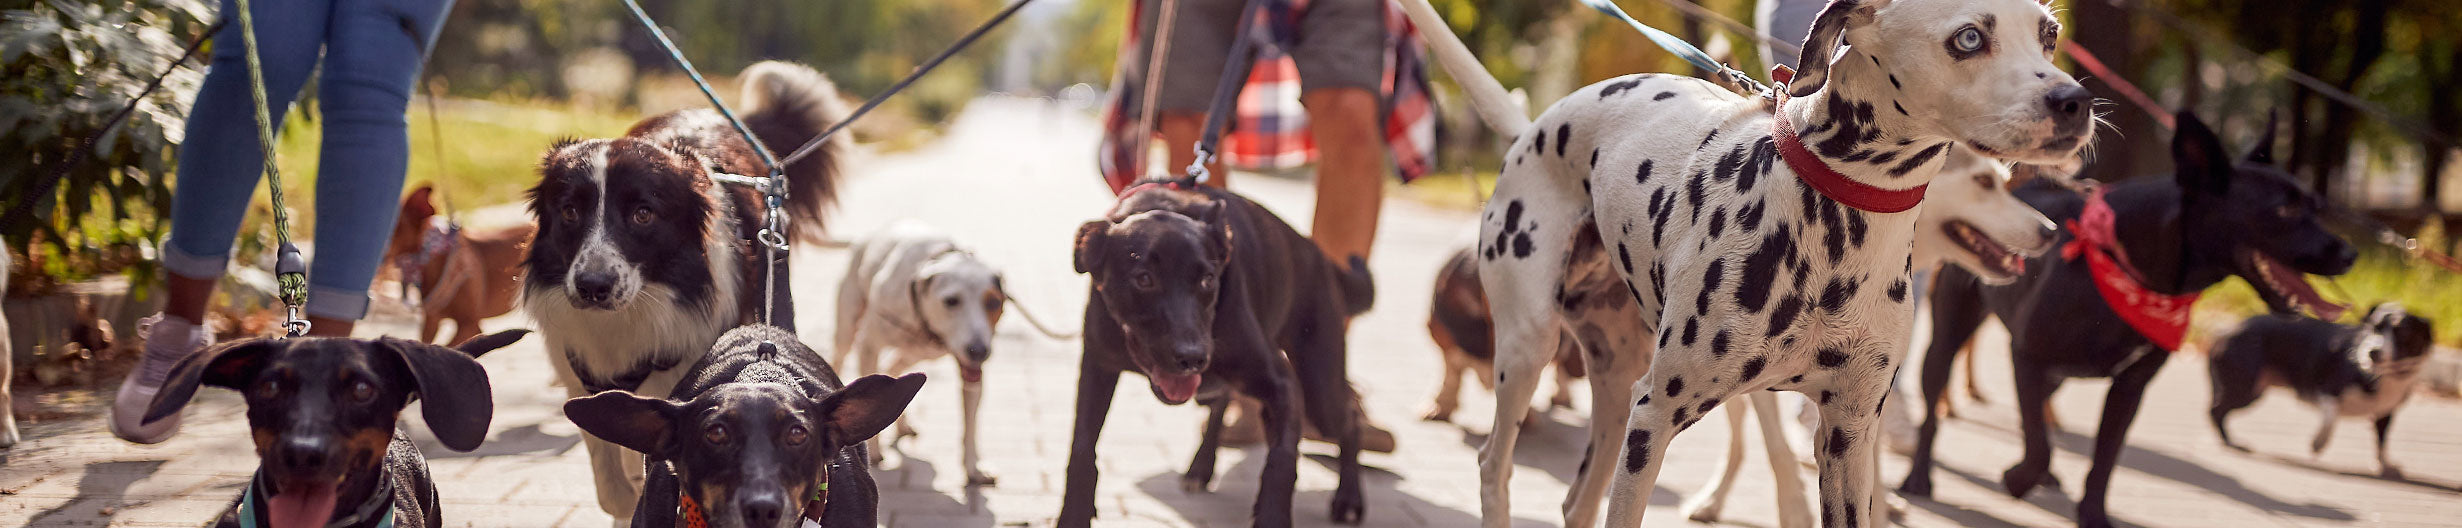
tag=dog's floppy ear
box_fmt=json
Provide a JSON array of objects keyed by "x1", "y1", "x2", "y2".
[
  {"x1": 378, "y1": 337, "x2": 497, "y2": 451},
  {"x1": 1785, "y1": 0, "x2": 1882, "y2": 98},
  {"x1": 402, "y1": 184, "x2": 437, "y2": 218},
  {"x1": 565, "y1": 391, "x2": 682, "y2": 458},
  {"x1": 142, "y1": 338, "x2": 281, "y2": 425},
  {"x1": 2245, "y1": 110, "x2": 2279, "y2": 164},
  {"x1": 453, "y1": 329, "x2": 532, "y2": 359},
  {"x1": 1073, "y1": 220, "x2": 1109, "y2": 274},
  {"x1": 1196, "y1": 201, "x2": 1231, "y2": 261},
  {"x1": 2169, "y1": 110, "x2": 2233, "y2": 196},
  {"x1": 813, "y1": 373, "x2": 928, "y2": 445}
]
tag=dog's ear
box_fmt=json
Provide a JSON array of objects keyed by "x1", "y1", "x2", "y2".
[
  {"x1": 1073, "y1": 220, "x2": 1109, "y2": 274},
  {"x1": 2245, "y1": 110, "x2": 2279, "y2": 164},
  {"x1": 402, "y1": 184, "x2": 437, "y2": 218},
  {"x1": 1785, "y1": 0, "x2": 1883, "y2": 98},
  {"x1": 142, "y1": 338, "x2": 281, "y2": 426},
  {"x1": 985, "y1": 273, "x2": 1008, "y2": 326},
  {"x1": 1196, "y1": 201, "x2": 1231, "y2": 262},
  {"x1": 452, "y1": 329, "x2": 531, "y2": 359},
  {"x1": 2169, "y1": 110, "x2": 2233, "y2": 196},
  {"x1": 378, "y1": 337, "x2": 497, "y2": 451},
  {"x1": 813, "y1": 373, "x2": 927, "y2": 445},
  {"x1": 565, "y1": 391, "x2": 682, "y2": 458}
]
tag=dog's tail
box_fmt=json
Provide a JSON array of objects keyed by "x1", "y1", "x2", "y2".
[
  {"x1": 1338, "y1": 255, "x2": 1375, "y2": 316},
  {"x1": 738, "y1": 60, "x2": 852, "y2": 243}
]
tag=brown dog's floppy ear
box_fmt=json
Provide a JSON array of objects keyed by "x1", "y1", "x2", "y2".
[
  {"x1": 142, "y1": 338, "x2": 281, "y2": 425},
  {"x1": 814, "y1": 373, "x2": 928, "y2": 445},
  {"x1": 565, "y1": 391, "x2": 682, "y2": 458},
  {"x1": 2170, "y1": 110, "x2": 2233, "y2": 196},
  {"x1": 402, "y1": 184, "x2": 437, "y2": 218},
  {"x1": 2245, "y1": 110, "x2": 2279, "y2": 164},
  {"x1": 453, "y1": 329, "x2": 531, "y2": 359},
  {"x1": 379, "y1": 337, "x2": 497, "y2": 451},
  {"x1": 1073, "y1": 220, "x2": 1108, "y2": 274},
  {"x1": 1785, "y1": 0, "x2": 1879, "y2": 98}
]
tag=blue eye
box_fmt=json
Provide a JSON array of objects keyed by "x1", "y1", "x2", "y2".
[{"x1": 1952, "y1": 27, "x2": 1985, "y2": 53}]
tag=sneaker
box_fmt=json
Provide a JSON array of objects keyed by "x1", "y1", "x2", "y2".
[{"x1": 111, "y1": 314, "x2": 210, "y2": 444}]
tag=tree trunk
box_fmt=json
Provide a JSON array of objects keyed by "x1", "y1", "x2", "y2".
[{"x1": 2073, "y1": 0, "x2": 2153, "y2": 183}]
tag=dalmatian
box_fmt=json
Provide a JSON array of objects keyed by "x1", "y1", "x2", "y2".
[{"x1": 1471, "y1": 0, "x2": 2094, "y2": 526}]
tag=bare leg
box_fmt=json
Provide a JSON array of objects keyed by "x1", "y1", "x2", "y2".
[{"x1": 1300, "y1": 88, "x2": 1385, "y2": 265}]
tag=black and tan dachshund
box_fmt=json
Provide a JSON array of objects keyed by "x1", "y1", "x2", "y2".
[
  {"x1": 141, "y1": 330, "x2": 530, "y2": 528},
  {"x1": 1066, "y1": 182, "x2": 1374, "y2": 526},
  {"x1": 1901, "y1": 111, "x2": 2358, "y2": 528},
  {"x1": 566, "y1": 324, "x2": 925, "y2": 528}
]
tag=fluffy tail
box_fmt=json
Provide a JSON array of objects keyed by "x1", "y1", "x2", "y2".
[
  {"x1": 738, "y1": 60, "x2": 852, "y2": 243},
  {"x1": 1338, "y1": 255, "x2": 1375, "y2": 316}
]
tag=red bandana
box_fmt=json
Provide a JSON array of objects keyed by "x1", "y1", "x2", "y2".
[
  {"x1": 1769, "y1": 68, "x2": 1929, "y2": 214},
  {"x1": 2061, "y1": 186, "x2": 2199, "y2": 351}
]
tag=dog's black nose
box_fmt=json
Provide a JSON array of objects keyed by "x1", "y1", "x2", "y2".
[
  {"x1": 739, "y1": 491, "x2": 786, "y2": 526},
  {"x1": 1171, "y1": 343, "x2": 1208, "y2": 372},
  {"x1": 275, "y1": 437, "x2": 332, "y2": 473},
  {"x1": 573, "y1": 272, "x2": 616, "y2": 304},
  {"x1": 964, "y1": 341, "x2": 990, "y2": 362},
  {"x1": 2044, "y1": 84, "x2": 2091, "y2": 123}
]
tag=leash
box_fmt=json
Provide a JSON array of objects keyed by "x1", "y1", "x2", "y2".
[
  {"x1": 1180, "y1": 0, "x2": 1271, "y2": 184},
  {"x1": 1574, "y1": 0, "x2": 1770, "y2": 95},
  {"x1": 0, "y1": 19, "x2": 224, "y2": 237},
  {"x1": 1132, "y1": 0, "x2": 1186, "y2": 179},
  {"x1": 231, "y1": 0, "x2": 314, "y2": 337},
  {"x1": 775, "y1": 0, "x2": 1034, "y2": 170},
  {"x1": 1000, "y1": 289, "x2": 1080, "y2": 340},
  {"x1": 2059, "y1": 44, "x2": 2172, "y2": 131}
]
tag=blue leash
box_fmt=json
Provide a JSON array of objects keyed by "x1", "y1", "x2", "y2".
[
  {"x1": 617, "y1": 0, "x2": 782, "y2": 180},
  {"x1": 1574, "y1": 0, "x2": 1771, "y2": 94}
]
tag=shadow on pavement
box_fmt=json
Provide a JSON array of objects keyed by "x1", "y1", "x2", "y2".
[
  {"x1": 23, "y1": 460, "x2": 171, "y2": 526},
  {"x1": 422, "y1": 422, "x2": 584, "y2": 459},
  {"x1": 869, "y1": 456, "x2": 994, "y2": 527},
  {"x1": 1956, "y1": 418, "x2": 2355, "y2": 522},
  {"x1": 2251, "y1": 450, "x2": 2462, "y2": 493}
]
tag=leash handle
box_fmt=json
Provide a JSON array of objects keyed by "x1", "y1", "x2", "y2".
[{"x1": 1186, "y1": 0, "x2": 1269, "y2": 184}]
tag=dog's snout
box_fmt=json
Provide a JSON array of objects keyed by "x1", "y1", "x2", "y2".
[
  {"x1": 2044, "y1": 84, "x2": 2091, "y2": 123},
  {"x1": 572, "y1": 272, "x2": 618, "y2": 305},
  {"x1": 1171, "y1": 343, "x2": 1208, "y2": 372},
  {"x1": 964, "y1": 341, "x2": 990, "y2": 362},
  {"x1": 275, "y1": 437, "x2": 332, "y2": 473},
  {"x1": 2035, "y1": 220, "x2": 2059, "y2": 246},
  {"x1": 738, "y1": 490, "x2": 787, "y2": 526}
]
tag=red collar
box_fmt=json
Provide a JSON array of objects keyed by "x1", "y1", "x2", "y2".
[
  {"x1": 1768, "y1": 68, "x2": 1928, "y2": 214},
  {"x1": 2061, "y1": 186, "x2": 2199, "y2": 351}
]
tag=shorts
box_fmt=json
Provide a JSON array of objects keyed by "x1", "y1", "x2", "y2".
[{"x1": 1133, "y1": 0, "x2": 1386, "y2": 113}]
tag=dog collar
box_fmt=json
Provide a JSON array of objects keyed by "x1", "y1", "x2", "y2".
[
  {"x1": 2061, "y1": 185, "x2": 2199, "y2": 351},
  {"x1": 1769, "y1": 68, "x2": 1927, "y2": 214},
  {"x1": 238, "y1": 470, "x2": 396, "y2": 528}
]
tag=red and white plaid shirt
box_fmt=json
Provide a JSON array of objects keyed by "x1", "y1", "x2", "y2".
[{"x1": 1099, "y1": 0, "x2": 1438, "y2": 194}]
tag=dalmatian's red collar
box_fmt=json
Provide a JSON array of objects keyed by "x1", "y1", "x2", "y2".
[{"x1": 1770, "y1": 67, "x2": 1929, "y2": 214}]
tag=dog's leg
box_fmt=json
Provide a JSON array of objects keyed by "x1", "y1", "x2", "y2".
[
  {"x1": 419, "y1": 315, "x2": 443, "y2": 344},
  {"x1": 2206, "y1": 355, "x2": 2262, "y2": 452},
  {"x1": 1751, "y1": 391, "x2": 1815, "y2": 528},
  {"x1": 449, "y1": 318, "x2": 482, "y2": 347},
  {"x1": 1425, "y1": 350, "x2": 1467, "y2": 422},
  {"x1": 1550, "y1": 339, "x2": 1579, "y2": 410},
  {"x1": 1563, "y1": 352, "x2": 1643, "y2": 526},
  {"x1": 1679, "y1": 398, "x2": 1749, "y2": 523},
  {"x1": 1478, "y1": 318, "x2": 1562, "y2": 527},
  {"x1": 2308, "y1": 398, "x2": 2340, "y2": 456},
  {"x1": 873, "y1": 351, "x2": 926, "y2": 464},
  {"x1": 1226, "y1": 337, "x2": 1305, "y2": 528},
  {"x1": 576, "y1": 388, "x2": 642, "y2": 523},
  {"x1": 1810, "y1": 383, "x2": 1887, "y2": 528},
  {"x1": 1900, "y1": 273, "x2": 1990, "y2": 497},
  {"x1": 1288, "y1": 304, "x2": 1366, "y2": 524},
  {"x1": 1997, "y1": 363, "x2": 2062, "y2": 500},
  {"x1": 1056, "y1": 361, "x2": 1119, "y2": 527},
  {"x1": 2372, "y1": 414, "x2": 2401, "y2": 479},
  {"x1": 2071, "y1": 353, "x2": 2163, "y2": 528},
  {"x1": 961, "y1": 373, "x2": 993, "y2": 486},
  {"x1": 1185, "y1": 397, "x2": 1230, "y2": 492}
]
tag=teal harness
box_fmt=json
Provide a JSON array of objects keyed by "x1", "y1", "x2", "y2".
[{"x1": 237, "y1": 470, "x2": 396, "y2": 528}]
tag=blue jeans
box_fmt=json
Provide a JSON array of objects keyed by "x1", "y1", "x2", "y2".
[
  {"x1": 1756, "y1": 0, "x2": 1823, "y2": 69},
  {"x1": 161, "y1": 0, "x2": 451, "y2": 320}
]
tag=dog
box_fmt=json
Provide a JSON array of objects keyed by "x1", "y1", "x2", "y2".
[
  {"x1": 1902, "y1": 110, "x2": 2357, "y2": 528},
  {"x1": 523, "y1": 60, "x2": 849, "y2": 521},
  {"x1": 1679, "y1": 145, "x2": 2056, "y2": 527},
  {"x1": 387, "y1": 184, "x2": 536, "y2": 345},
  {"x1": 2209, "y1": 303, "x2": 2433, "y2": 479},
  {"x1": 137, "y1": 330, "x2": 528, "y2": 527},
  {"x1": 832, "y1": 220, "x2": 1072, "y2": 486},
  {"x1": 1066, "y1": 181, "x2": 1375, "y2": 526},
  {"x1": 566, "y1": 325, "x2": 925, "y2": 528},
  {"x1": 1469, "y1": 0, "x2": 2095, "y2": 525},
  {"x1": 1422, "y1": 245, "x2": 1586, "y2": 423}
]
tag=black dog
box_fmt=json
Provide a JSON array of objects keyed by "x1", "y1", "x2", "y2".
[
  {"x1": 1902, "y1": 110, "x2": 2357, "y2": 528},
  {"x1": 141, "y1": 330, "x2": 530, "y2": 528},
  {"x1": 565, "y1": 325, "x2": 924, "y2": 528},
  {"x1": 2209, "y1": 303, "x2": 2434, "y2": 478},
  {"x1": 1066, "y1": 182, "x2": 1374, "y2": 526}
]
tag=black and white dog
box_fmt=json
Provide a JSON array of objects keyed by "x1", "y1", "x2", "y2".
[
  {"x1": 2209, "y1": 303, "x2": 2433, "y2": 478},
  {"x1": 523, "y1": 61, "x2": 848, "y2": 522},
  {"x1": 1472, "y1": 0, "x2": 2094, "y2": 526}
]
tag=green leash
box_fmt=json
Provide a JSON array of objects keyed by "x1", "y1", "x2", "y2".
[{"x1": 232, "y1": 0, "x2": 313, "y2": 337}]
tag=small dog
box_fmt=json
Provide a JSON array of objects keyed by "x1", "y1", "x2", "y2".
[
  {"x1": 2209, "y1": 303, "x2": 2433, "y2": 478},
  {"x1": 1470, "y1": 0, "x2": 2096, "y2": 525},
  {"x1": 832, "y1": 220, "x2": 1073, "y2": 487},
  {"x1": 566, "y1": 325, "x2": 925, "y2": 528},
  {"x1": 1421, "y1": 245, "x2": 1585, "y2": 423},
  {"x1": 387, "y1": 184, "x2": 536, "y2": 345},
  {"x1": 524, "y1": 60, "x2": 848, "y2": 520},
  {"x1": 1067, "y1": 182, "x2": 1374, "y2": 526},
  {"x1": 139, "y1": 330, "x2": 529, "y2": 528},
  {"x1": 1904, "y1": 111, "x2": 2358, "y2": 528}
]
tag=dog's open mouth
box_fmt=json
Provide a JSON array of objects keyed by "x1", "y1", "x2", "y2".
[
  {"x1": 266, "y1": 480, "x2": 339, "y2": 528},
  {"x1": 1946, "y1": 220, "x2": 2025, "y2": 278},
  {"x1": 959, "y1": 365, "x2": 983, "y2": 383},
  {"x1": 2243, "y1": 250, "x2": 2348, "y2": 320},
  {"x1": 1121, "y1": 332, "x2": 1202, "y2": 405}
]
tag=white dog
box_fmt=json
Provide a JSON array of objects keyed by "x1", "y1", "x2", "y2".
[{"x1": 1469, "y1": 0, "x2": 2094, "y2": 526}]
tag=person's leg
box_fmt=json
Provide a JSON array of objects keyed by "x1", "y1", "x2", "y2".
[
  {"x1": 117, "y1": 0, "x2": 333, "y2": 444},
  {"x1": 1139, "y1": 0, "x2": 1238, "y2": 186},
  {"x1": 1290, "y1": 0, "x2": 1387, "y2": 265},
  {"x1": 303, "y1": 0, "x2": 451, "y2": 336}
]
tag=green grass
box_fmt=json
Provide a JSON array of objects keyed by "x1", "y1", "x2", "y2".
[
  {"x1": 258, "y1": 99, "x2": 637, "y2": 234},
  {"x1": 2194, "y1": 247, "x2": 2462, "y2": 346}
]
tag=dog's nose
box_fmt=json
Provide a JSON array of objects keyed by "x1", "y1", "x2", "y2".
[
  {"x1": 738, "y1": 491, "x2": 787, "y2": 526},
  {"x1": 1171, "y1": 343, "x2": 1208, "y2": 372},
  {"x1": 275, "y1": 437, "x2": 332, "y2": 473},
  {"x1": 572, "y1": 272, "x2": 616, "y2": 305},
  {"x1": 964, "y1": 341, "x2": 990, "y2": 363},
  {"x1": 2043, "y1": 84, "x2": 2092, "y2": 123}
]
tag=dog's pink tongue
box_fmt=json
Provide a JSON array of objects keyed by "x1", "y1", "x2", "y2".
[
  {"x1": 2261, "y1": 255, "x2": 2348, "y2": 320},
  {"x1": 960, "y1": 366, "x2": 983, "y2": 383},
  {"x1": 266, "y1": 482, "x2": 339, "y2": 528},
  {"x1": 1151, "y1": 372, "x2": 1201, "y2": 405}
]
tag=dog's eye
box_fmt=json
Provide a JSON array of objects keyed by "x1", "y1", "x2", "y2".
[
  {"x1": 943, "y1": 295, "x2": 961, "y2": 308},
  {"x1": 1974, "y1": 173, "x2": 1997, "y2": 191},
  {"x1": 253, "y1": 379, "x2": 282, "y2": 400},
  {"x1": 705, "y1": 424, "x2": 730, "y2": 445},
  {"x1": 1132, "y1": 271, "x2": 1158, "y2": 290},
  {"x1": 631, "y1": 207, "x2": 655, "y2": 225},
  {"x1": 349, "y1": 381, "x2": 376, "y2": 403},
  {"x1": 1198, "y1": 273, "x2": 1216, "y2": 290},
  {"x1": 559, "y1": 205, "x2": 580, "y2": 222},
  {"x1": 784, "y1": 425, "x2": 809, "y2": 447},
  {"x1": 1949, "y1": 26, "x2": 1986, "y2": 54}
]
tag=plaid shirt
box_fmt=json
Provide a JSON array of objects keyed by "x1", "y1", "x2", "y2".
[{"x1": 1099, "y1": 0, "x2": 1438, "y2": 194}]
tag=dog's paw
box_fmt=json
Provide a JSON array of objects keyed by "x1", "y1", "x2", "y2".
[
  {"x1": 1179, "y1": 472, "x2": 1213, "y2": 493},
  {"x1": 2221, "y1": 440, "x2": 2250, "y2": 453},
  {"x1": 1898, "y1": 475, "x2": 1934, "y2": 498},
  {"x1": 2076, "y1": 513, "x2": 2115, "y2": 528},
  {"x1": 2379, "y1": 465, "x2": 2405, "y2": 480},
  {"x1": 966, "y1": 469, "x2": 999, "y2": 487},
  {"x1": 1328, "y1": 485, "x2": 1367, "y2": 525},
  {"x1": 1419, "y1": 406, "x2": 1453, "y2": 422},
  {"x1": 1883, "y1": 491, "x2": 1909, "y2": 521},
  {"x1": 2310, "y1": 436, "x2": 2332, "y2": 456},
  {"x1": 1999, "y1": 465, "x2": 2049, "y2": 499},
  {"x1": 1679, "y1": 494, "x2": 1725, "y2": 523}
]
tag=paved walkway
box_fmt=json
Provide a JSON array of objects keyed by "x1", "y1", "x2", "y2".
[{"x1": 3, "y1": 97, "x2": 2457, "y2": 527}]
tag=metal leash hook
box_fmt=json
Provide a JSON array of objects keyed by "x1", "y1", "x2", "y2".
[
  {"x1": 1185, "y1": 145, "x2": 1216, "y2": 185},
  {"x1": 757, "y1": 169, "x2": 791, "y2": 326},
  {"x1": 275, "y1": 242, "x2": 312, "y2": 337}
]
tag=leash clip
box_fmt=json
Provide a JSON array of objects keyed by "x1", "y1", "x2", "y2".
[{"x1": 1185, "y1": 146, "x2": 1215, "y2": 185}]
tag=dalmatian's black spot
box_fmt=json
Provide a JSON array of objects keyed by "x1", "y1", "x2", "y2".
[
  {"x1": 1556, "y1": 123, "x2": 1572, "y2": 157},
  {"x1": 1696, "y1": 399, "x2": 1719, "y2": 414},
  {"x1": 1817, "y1": 347, "x2": 1849, "y2": 369},
  {"x1": 1681, "y1": 318, "x2": 1699, "y2": 347},
  {"x1": 1888, "y1": 142, "x2": 1948, "y2": 177},
  {"x1": 1590, "y1": 147, "x2": 1600, "y2": 168},
  {"x1": 1653, "y1": 91, "x2": 1676, "y2": 101},
  {"x1": 1556, "y1": 283, "x2": 1577, "y2": 311},
  {"x1": 1825, "y1": 222, "x2": 1848, "y2": 264},
  {"x1": 1650, "y1": 189, "x2": 1673, "y2": 246},
  {"x1": 1767, "y1": 295, "x2": 1803, "y2": 337},
  {"x1": 1583, "y1": 179, "x2": 1592, "y2": 195},
  {"x1": 1617, "y1": 242, "x2": 1635, "y2": 274},
  {"x1": 1666, "y1": 376, "x2": 1685, "y2": 398},
  {"x1": 1843, "y1": 503, "x2": 1860, "y2": 528},
  {"x1": 1889, "y1": 73, "x2": 1902, "y2": 90},
  {"x1": 1741, "y1": 356, "x2": 1766, "y2": 382},
  {"x1": 1501, "y1": 200, "x2": 1524, "y2": 230},
  {"x1": 1513, "y1": 155, "x2": 1522, "y2": 166},
  {"x1": 1737, "y1": 200, "x2": 1764, "y2": 233},
  {"x1": 1658, "y1": 326, "x2": 1671, "y2": 349},
  {"x1": 1650, "y1": 263, "x2": 1667, "y2": 309},
  {"x1": 1698, "y1": 130, "x2": 1721, "y2": 151},
  {"x1": 1790, "y1": 375, "x2": 1805, "y2": 384},
  {"x1": 1887, "y1": 279, "x2": 1909, "y2": 302},
  {"x1": 1869, "y1": 149, "x2": 1899, "y2": 165},
  {"x1": 1637, "y1": 395, "x2": 1650, "y2": 406},
  {"x1": 1635, "y1": 159, "x2": 1655, "y2": 185},
  {"x1": 1622, "y1": 429, "x2": 1651, "y2": 472},
  {"x1": 1739, "y1": 136, "x2": 1775, "y2": 192},
  {"x1": 1532, "y1": 129, "x2": 1546, "y2": 155},
  {"x1": 1714, "y1": 143, "x2": 1749, "y2": 181},
  {"x1": 1602, "y1": 77, "x2": 1645, "y2": 98},
  {"x1": 1820, "y1": 278, "x2": 1859, "y2": 312},
  {"x1": 1511, "y1": 232, "x2": 1535, "y2": 258},
  {"x1": 1893, "y1": 100, "x2": 1910, "y2": 117},
  {"x1": 1735, "y1": 227, "x2": 1792, "y2": 312},
  {"x1": 1820, "y1": 390, "x2": 1835, "y2": 404},
  {"x1": 1626, "y1": 283, "x2": 1646, "y2": 307},
  {"x1": 1671, "y1": 406, "x2": 1690, "y2": 426},
  {"x1": 1707, "y1": 209, "x2": 1727, "y2": 238},
  {"x1": 1697, "y1": 259, "x2": 1725, "y2": 313},
  {"x1": 1685, "y1": 175, "x2": 1707, "y2": 221},
  {"x1": 1783, "y1": 336, "x2": 1797, "y2": 348},
  {"x1": 1711, "y1": 329, "x2": 1731, "y2": 357},
  {"x1": 1846, "y1": 211, "x2": 1868, "y2": 247},
  {"x1": 1842, "y1": 149, "x2": 1874, "y2": 163}
]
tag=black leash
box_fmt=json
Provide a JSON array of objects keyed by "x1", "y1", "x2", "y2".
[
  {"x1": 776, "y1": 0, "x2": 1037, "y2": 169},
  {"x1": 1180, "y1": 0, "x2": 1269, "y2": 184},
  {"x1": 2, "y1": 19, "x2": 225, "y2": 236}
]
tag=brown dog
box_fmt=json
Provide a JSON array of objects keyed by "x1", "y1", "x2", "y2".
[
  {"x1": 385, "y1": 185, "x2": 535, "y2": 345},
  {"x1": 1423, "y1": 246, "x2": 1585, "y2": 423}
]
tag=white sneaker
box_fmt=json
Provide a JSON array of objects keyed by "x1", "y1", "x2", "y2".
[{"x1": 111, "y1": 314, "x2": 210, "y2": 444}]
